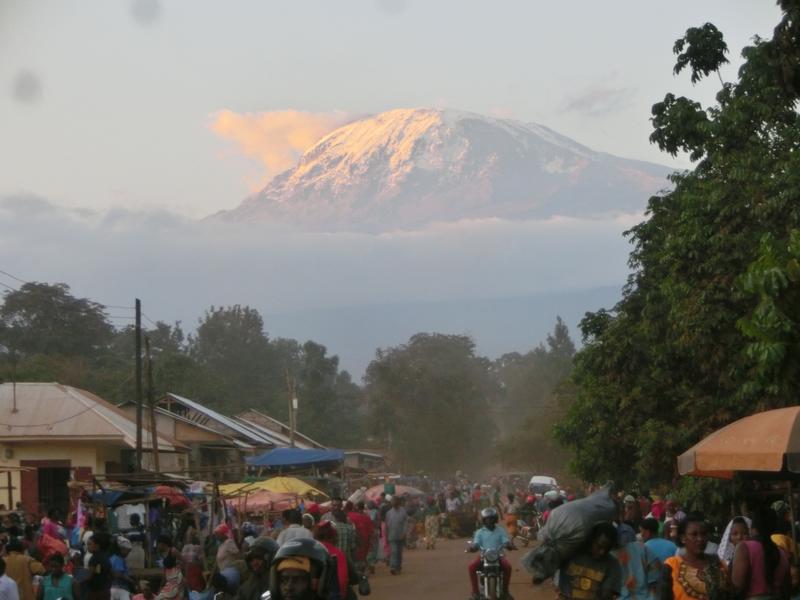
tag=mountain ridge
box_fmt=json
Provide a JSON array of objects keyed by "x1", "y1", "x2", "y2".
[{"x1": 216, "y1": 108, "x2": 673, "y2": 231}]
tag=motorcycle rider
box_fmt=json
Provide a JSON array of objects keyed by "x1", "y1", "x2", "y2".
[
  {"x1": 467, "y1": 507, "x2": 513, "y2": 600},
  {"x1": 269, "y1": 538, "x2": 337, "y2": 600}
]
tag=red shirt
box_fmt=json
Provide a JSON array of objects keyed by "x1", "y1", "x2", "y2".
[
  {"x1": 347, "y1": 512, "x2": 373, "y2": 562},
  {"x1": 321, "y1": 541, "x2": 349, "y2": 598}
]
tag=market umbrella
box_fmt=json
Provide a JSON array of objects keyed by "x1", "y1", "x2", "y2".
[
  {"x1": 151, "y1": 485, "x2": 190, "y2": 508},
  {"x1": 219, "y1": 477, "x2": 327, "y2": 498},
  {"x1": 225, "y1": 490, "x2": 298, "y2": 513},
  {"x1": 364, "y1": 484, "x2": 426, "y2": 501},
  {"x1": 678, "y1": 406, "x2": 800, "y2": 479}
]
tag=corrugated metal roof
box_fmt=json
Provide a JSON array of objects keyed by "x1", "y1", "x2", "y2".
[
  {"x1": 231, "y1": 416, "x2": 315, "y2": 449},
  {"x1": 153, "y1": 407, "x2": 255, "y2": 449},
  {"x1": 235, "y1": 409, "x2": 325, "y2": 449},
  {"x1": 0, "y1": 383, "x2": 184, "y2": 451},
  {"x1": 164, "y1": 394, "x2": 274, "y2": 447}
]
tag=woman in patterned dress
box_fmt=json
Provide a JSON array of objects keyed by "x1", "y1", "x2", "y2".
[{"x1": 660, "y1": 514, "x2": 730, "y2": 600}]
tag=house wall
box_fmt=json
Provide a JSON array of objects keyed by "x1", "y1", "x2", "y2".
[{"x1": 0, "y1": 442, "x2": 123, "y2": 511}]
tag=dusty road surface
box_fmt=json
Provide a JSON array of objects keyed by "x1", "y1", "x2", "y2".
[{"x1": 369, "y1": 537, "x2": 554, "y2": 600}]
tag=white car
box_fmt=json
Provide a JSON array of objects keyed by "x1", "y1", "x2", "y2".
[{"x1": 528, "y1": 475, "x2": 558, "y2": 496}]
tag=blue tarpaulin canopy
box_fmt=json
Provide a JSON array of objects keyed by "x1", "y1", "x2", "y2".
[{"x1": 246, "y1": 448, "x2": 344, "y2": 468}]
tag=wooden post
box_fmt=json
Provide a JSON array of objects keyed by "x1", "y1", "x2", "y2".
[
  {"x1": 6, "y1": 471, "x2": 12, "y2": 509},
  {"x1": 135, "y1": 299, "x2": 143, "y2": 472},
  {"x1": 788, "y1": 481, "x2": 798, "y2": 567},
  {"x1": 145, "y1": 336, "x2": 160, "y2": 473},
  {"x1": 285, "y1": 370, "x2": 296, "y2": 448}
]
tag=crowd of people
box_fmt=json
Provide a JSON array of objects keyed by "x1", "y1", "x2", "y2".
[
  {"x1": 0, "y1": 481, "x2": 797, "y2": 600},
  {"x1": 528, "y1": 489, "x2": 799, "y2": 600},
  {"x1": 0, "y1": 490, "x2": 441, "y2": 600}
]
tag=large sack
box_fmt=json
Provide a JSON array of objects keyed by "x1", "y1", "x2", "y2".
[
  {"x1": 38, "y1": 532, "x2": 68, "y2": 562},
  {"x1": 522, "y1": 483, "x2": 617, "y2": 582},
  {"x1": 348, "y1": 488, "x2": 367, "y2": 505}
]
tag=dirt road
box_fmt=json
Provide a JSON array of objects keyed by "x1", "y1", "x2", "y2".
[{"x1": 368, "y1": 537, "x2": 553, "y2": 600}]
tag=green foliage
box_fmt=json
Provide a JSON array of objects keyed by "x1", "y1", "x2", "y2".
[
  {"x1": 365, "y1": 333, "x2": 497, "y2": 476},
  {"x1": 0, "y1": 282, "x2": 114, "y2": 360},
  {"x1": 672, "y1": 23, "x2": 729, "y2": 83},
  {"x1": 0, "y1": 285, "x2": 365, "y2": 447},
  {"x1": 556, "y1": 5, "x2": 800, "y2": 490},
  {"x1": 492, "y1": 317, "x2": 576, "y2": 475}
]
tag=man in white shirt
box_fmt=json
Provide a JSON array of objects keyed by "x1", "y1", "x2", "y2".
[
  {"x1": 277, "y1": 509, "x2": 313, "y2": 545},
  {"x1": 0, "y1": 557, "x2": 20, "y2": 600}
]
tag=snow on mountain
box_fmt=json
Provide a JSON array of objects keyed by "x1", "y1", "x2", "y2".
[{"x1": 216, "y1": 108, "x2": 673, "y2": 231}]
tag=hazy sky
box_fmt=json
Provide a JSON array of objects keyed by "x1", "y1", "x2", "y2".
[
  {"x1": 0, "y1": 0, "x2": 782, "y2": 217},
  {"x1": 0, "y1": 1, "x2": 787, "y2": 374}
]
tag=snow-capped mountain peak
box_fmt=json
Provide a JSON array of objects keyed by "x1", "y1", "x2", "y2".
[{"x1": 216, "y1": 108, "x2": 671, "y2": 231}]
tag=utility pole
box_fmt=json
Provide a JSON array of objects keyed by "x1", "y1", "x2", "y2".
[
  {"x1": 145, "y1": 336, "x2": 160, "y2": 473},
  {"x1": 135, "y1": 299, "x2": 143, "y2": 473},
  {"x1": 285, "y1": 369, "x2": 297, "y2": 448}
]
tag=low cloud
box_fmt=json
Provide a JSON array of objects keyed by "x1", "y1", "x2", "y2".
[
  {"x1": 209, "y1": 109, "x2": 350, "y2": 186},
  {"x1": 0, "y1": 195, "x2": 636, "y2": 374},
  {"x1": 562, "y1": 86, "x2": 634, "y2": 117}
]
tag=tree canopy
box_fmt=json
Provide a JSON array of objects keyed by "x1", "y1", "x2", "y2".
[
  {"x1": 555, "y1": 4, "x2": 800, "y2": 488},
  {"x1": 365, "y1": 333, "x2": 498, "y2": 476}
]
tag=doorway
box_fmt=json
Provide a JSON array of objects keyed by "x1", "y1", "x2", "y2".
[
  {"x1": 38, "y1": 467, "x2": 70, "y2": 515},
  {"x1": 20, "y1": 459, "x2": 71, "y2": 515}
]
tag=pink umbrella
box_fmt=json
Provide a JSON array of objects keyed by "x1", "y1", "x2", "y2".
[{"x1": 226, "y1": 490, "x2": 298, "y2": 513}]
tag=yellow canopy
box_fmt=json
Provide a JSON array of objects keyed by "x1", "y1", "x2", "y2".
[{"x1": 219, "y1": 477, "x2": 327, "y2": 498}]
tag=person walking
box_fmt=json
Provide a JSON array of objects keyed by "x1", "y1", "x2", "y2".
[
  {"x1": 384, "y1": 496, "x2": 408, "y2": 575},
  {"x1": 661, "y1": 514, "x2": 730, "y2": 600},
  {"x1": 37, "y1": 554, "x2": 79, "y2": 600},
  {"x1": 0, "y1": 557, "x2": 20, "y2": 600},
  {"x1": 5, "y1": 539, "x2": 45, "y2": 600},
  {"x1": 109, "y1": 537, "x2": 136, "y2": 600},
  {"x1": 84, "y1": 533, "x2": 113, "y2": 600},
  {"x1": 731, "y1": 508, "x2": 789, "y2": 600},
  {"x1": 276, "y1": 510, "x2": 312, "y2": 545},
  {"x1": 423, "y1": 498, "x2": 441, "y2": 550}
]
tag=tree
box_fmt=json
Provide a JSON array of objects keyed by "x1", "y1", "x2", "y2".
[
  {"x1": 493, "y1": 317, "x2": 577, "y2": 474},
  {"x1": 0, "y1": 282, "x2": 114, "y2": 360},
  {"x1": 188, "y1": 305, "x2": 283, "y2": 413},
  {"x1": 555, "y1": 5, "x2": 800, "y2": 489},
  {"x1": 365, "y1": 333, "x2": 497, "y2": 476}
]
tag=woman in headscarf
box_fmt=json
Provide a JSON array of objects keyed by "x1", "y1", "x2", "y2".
[
  {"x1": 731, "y1": 508, "x2": 789, "y2": 600},
  {"x1": 660, "y1": 514, "x2": 730, "y2": 600},
  {"x1": 214, "y1": 524, "x2": 240, "y2": 572},
  {"x1": 717, "y1": 516, "x2": 750, "y2": 568}
]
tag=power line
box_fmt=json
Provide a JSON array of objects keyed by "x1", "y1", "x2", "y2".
[
  {"x1": 0, "y1": 270, "x2": 26, "y2": 284},
  {"x1": 0, "y1": 266, "x2": 158, "y2": 323},
  {"x1": 141, "y1": 313, "x2": 159, "y2": 327},
  {"x1": 0, "y1": 404, "x2": 96, "y2": 428}
]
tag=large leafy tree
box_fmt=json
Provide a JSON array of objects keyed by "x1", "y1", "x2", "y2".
[
  {"x1": 188, "y1": 305, "x2": 283, "y2": 413},
  {"x1": 493, "y1": 317, "x2": 576, "y2": 474},
  {"x1": 365, "y1": 333, "x2": 498, "y2": 476},
  {"x1": 555, "y1": 4, "x2": 800, "y2": 488},
  {"x1": 0, "y1": 282, "x2": 114, "y2": 360}
]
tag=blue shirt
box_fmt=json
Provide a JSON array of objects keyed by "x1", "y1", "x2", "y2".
[
  {"x1": 645, "y1": 538, "x2": 677, "y2": 564},
  {"x1": 110, "y1": 554, "x2": 130, "y2": 590},
  {"x1": 614, "y1": 541, "x2": 660, "y2": 600},
  {"x1": 472, "y1": 526, "x2": 510, "y2": 551}
]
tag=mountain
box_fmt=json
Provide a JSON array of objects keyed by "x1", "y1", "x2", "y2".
[{"x1": 216, "y1": 108, "x2": 673, "y2": 231}]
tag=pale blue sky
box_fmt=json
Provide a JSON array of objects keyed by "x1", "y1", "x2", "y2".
[{"x1": 0, "y1": 1, "x2": 783, "y2": 217}]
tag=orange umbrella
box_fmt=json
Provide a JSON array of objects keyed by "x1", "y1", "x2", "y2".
[{"x1": 678, "y1": 406, "x2": 800, "y2": 479}]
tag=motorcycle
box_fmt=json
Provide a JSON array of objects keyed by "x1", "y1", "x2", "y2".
[
  {"x1": 515, "y1": 512, "x2": 543, "y2": 547},
  {"x1": 467, "y1": 544, "x2": 506, "y2": 600}
]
